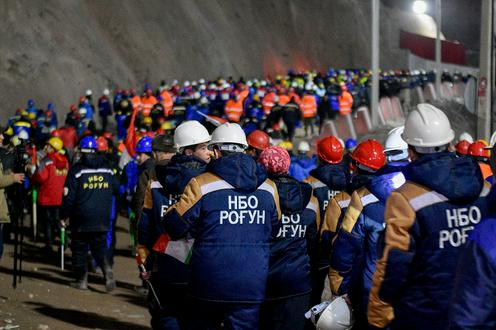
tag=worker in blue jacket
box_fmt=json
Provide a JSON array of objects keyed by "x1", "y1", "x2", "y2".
[
  {"x1": 138, "y1": 121, "x2": 211, "y2": 330},
  {"x1": 330, "y1": 139, "x2": 405, "y2": 328},
  {"x1": 304, "y1": 135, "x2": 348, "y2": 307},
  {"x1": 368, "y1": 104, "x2": 491, "y2": 330},
  {"x1": 449, "y1": 215, "x2": 496, "y2": 330},
  {"x1": 258, "y1": 146, "x2": 319, "y2": 330},
  {"x1": 162, "y1": 123, "x2": 281, "y2": 329}
]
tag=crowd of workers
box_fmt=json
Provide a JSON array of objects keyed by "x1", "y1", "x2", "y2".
[{"x1": 0, "y1": 69, "x2": 494, "y2": 330}]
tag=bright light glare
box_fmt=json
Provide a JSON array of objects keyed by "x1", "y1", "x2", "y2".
[{"x1": 412, "y1": 1, "x2": 427, "y2": 14}]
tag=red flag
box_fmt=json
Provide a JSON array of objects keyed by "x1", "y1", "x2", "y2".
[{"x1": 124, "y1": 107, "x2": 138, "y2": 157}]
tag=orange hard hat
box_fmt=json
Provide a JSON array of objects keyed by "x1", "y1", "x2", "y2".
[
  {"x1": 317, "y1": 136, "x2": 343, "y2": 164},
  {"x1": 468, "y1": 141, "x2": 490, "y2": 158},
  {"x1": 455, "y1": 140, "x2": 471, "y2": 155},
  {"x1": 350, "y1": 139, "x2": 385, "y2": 171},
  {"x1": 96, "y1": 136, "x2": 109, "y2": 152},
  {"x1": 247, "y1": 130, "x2": 270, "y2": 151}
]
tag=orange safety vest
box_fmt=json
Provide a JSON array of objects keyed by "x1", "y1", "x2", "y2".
[
  {"x1": 300, "y1": 95, "x2": 317, "y2": 118},
  {"x1": 131, "y1": 95, "x2": 142, "y2": 111},
  {"x1": 262, "y1": 92, "x2": 276, "y2": 115},
  {"x1": 479, "y1": 162, "x2": 493, "y2": 180},
  {"x1": 288, "y1": 92, "x2": 301, "y2": 105},
  {"x1": 141, "y1": 95, "x2": 157, "y2": 117},
  {"x1": 224, "y1": 99, "x2": 243, "y2": 122},
  {"x1": 278, "y1": 94, "x2": 290, "y2": 106},
  {"x1": 160, "y1": 90, "x2": 174, "y2": 117},
  {"x1": 338, "y1": 91, "x2": 353, "y2": 115}
]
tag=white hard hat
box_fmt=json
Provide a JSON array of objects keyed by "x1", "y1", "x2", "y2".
[
  {"x1": 193, "y1": 92, "x2": 201, "y2": 99},
  {"x1": 385, "y1": 126, "x2": 408, "y2": 152},
  {"x1": 191, "y1": 81, "x2": 198, "y2": 87},
  {"x1": 17, "y1": 130, "x2": 29, "y2": 141},
  {"x1": 459, "y1": 132, "x2": 474, "y2": 144},
  {"x1": 385, "y1": 126, "x2": 409, "y2": 162},
  {"x1": 199, "y1": 78, "x2": 205, "y2": 84},
  {"x1": 316, "y1": 297, "x2": 354, "y2": 330},
  {"x1": 184, "y1": 81, "x2": 190, "y2": 87},
  {"x1": 402, "y1": 103, "x2": 454, "y2": 151},
  {"x1": 103, "y1": 88, "x2": 110, "y2": 96},
  {"x1": 298, "y1": 141, "x2": 311, "y2": 153},
  {"x1": 489, "y1": 130, "x2": 496, "y2": 148},
  {"x1": 209, "y1": 123, "x2": 248, "y2": 151},
  {"x1": 79, "y1": 107, "x2": 87, "y2": 115},
  {"x1": 86, "y1": 89, "x2": 92, "y2": 96},
  {"x1": 174, "y1": 121, "x2": 210, "y2": 149},
  {"x1": 260, "y1": 80, "x2": 267, "y2": 87}
]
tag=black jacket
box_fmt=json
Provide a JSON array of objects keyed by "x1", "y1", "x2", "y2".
[{"x1": 61, "y1": 154, "x2": 119, "y2": 232}]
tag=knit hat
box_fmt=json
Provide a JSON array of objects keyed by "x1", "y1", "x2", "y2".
[{"x1": 258, "y1": 146, "x2": 291, "y2": 175}]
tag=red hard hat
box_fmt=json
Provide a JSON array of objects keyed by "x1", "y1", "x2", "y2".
[
  {"x1": 317, "y1": 136, "x2": 343, "y2": 164},
  {"x1": 247, "y1": 130, "x2": 270, "y2": 151},
  {"x1": 51, "y1": 129, "x2": 61, "y2": 138},
  {"x1": 455, "y1": 140, "x2": 471, "y2": 155},
  {"x1": 97, "y1": 136, "x2": 109, "y2": 152},
  {"x1": 79, "y1": 96, "x2": 86, "y2": 103},
  {"x1": 102, "y1": 131, "x2": 113, "y2": 140},
  {"x1": 350, "y1": 139, "x2": 386, "y2": 170},
  {"x1": 70, "y1": 104, "x2": 77, "y2": 112},
  {"x1": 468, "y1": 141, "x2": 490, "y2": 158}
]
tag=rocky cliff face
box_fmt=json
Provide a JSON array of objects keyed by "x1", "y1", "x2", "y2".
[{"x1": 0, "y1": 0, "x2": 440, "y2": 120}]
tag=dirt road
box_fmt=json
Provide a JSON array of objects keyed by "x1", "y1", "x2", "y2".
[{"x1": 0, "y1": 217, "x2": 150, "y2": 330}]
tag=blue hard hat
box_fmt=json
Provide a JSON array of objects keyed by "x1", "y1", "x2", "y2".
[
  {"x1": 47, "y1": 102, "x2": 54, "y2": 111},
  {"x1": 345, "y1": 138, "x2": 357, "y2": 150},
  {"x1": 80, "y1": 136, "x2": 97, "y2": 151},
  {"x1": 135, "y1": 136, "x2": 153, "y2": 153},
  {"x1": 27, "y1": 99, "x2": 34, "y2": 107}
]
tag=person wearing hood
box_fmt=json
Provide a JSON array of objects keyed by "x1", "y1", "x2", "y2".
[
  {"x1": 61, "y1": 136, "x2": 119, "y2": 292},
  {"x1": 28, "y1": 136, "x2": 69, "y2": 252},
  {"x1": 258, "y1": 146, "x2": 319, "y2": 330},
  {"x1": 137, "y1": 122, "x2": 210, "y2": 329},
  {"x1": 330, "y1": 139, "x2": 405, "y2": 328},
  {"x1": 368, "y1": 104, "x2": 491, "y2": 330},
  {"x1": 162, "y1": 123, "x2": 281, "y2": 329},
  {"x1": 304, "y1": 135, "x2": 348, "y2": 307}
]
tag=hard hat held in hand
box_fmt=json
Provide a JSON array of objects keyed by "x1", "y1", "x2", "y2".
[
  {"x1": 174, "y1": 120, "x2": 210, "y2": 149},
  {"x1": 209, "y1": 123, "x2": 248, "y2": 149},
  {"x1": 306, "y1": 296, "x2": 354, "y2": 330},
  {"x1": 402, "y1": 103, "x2": 454, "y2": 148}
]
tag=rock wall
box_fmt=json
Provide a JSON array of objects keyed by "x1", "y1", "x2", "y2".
[{"x1": 0, "y1": 0, "x2": 441, "y2": 120}]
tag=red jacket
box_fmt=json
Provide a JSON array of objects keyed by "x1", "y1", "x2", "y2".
[
  {"x1": 59, "y1": 126, "x2": 78, "y2": 149},
  {"x1": 31, "y1": 152, "x2": 69, "y2": 206}
]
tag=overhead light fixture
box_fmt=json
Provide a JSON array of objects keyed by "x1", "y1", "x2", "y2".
[{"x1": 412, "y1": 0, "x2": 427, "y2": 14}]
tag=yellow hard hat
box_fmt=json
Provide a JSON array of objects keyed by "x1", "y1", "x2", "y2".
[
  {"x1": 4, "y1": 127, "x2": 13, "y2": 136},
  {"x1": 28, "y1": 112, "x2": 36, "y2": 120},
  {"x1": 477, "y1": 139, "x2": 489, "y2": 147},
  {"x1": 47, "y1": 137, "x2": 63, "y2": 151},
  {"x1": 161, "y1": 121, "x2": 173, "y2": 130},
  {"x1": 278, "y1": 140, "x2": 294, "y2": 151},
  {"x1": 143, "y1": 116, "x2": 153, "y2": 125}
]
